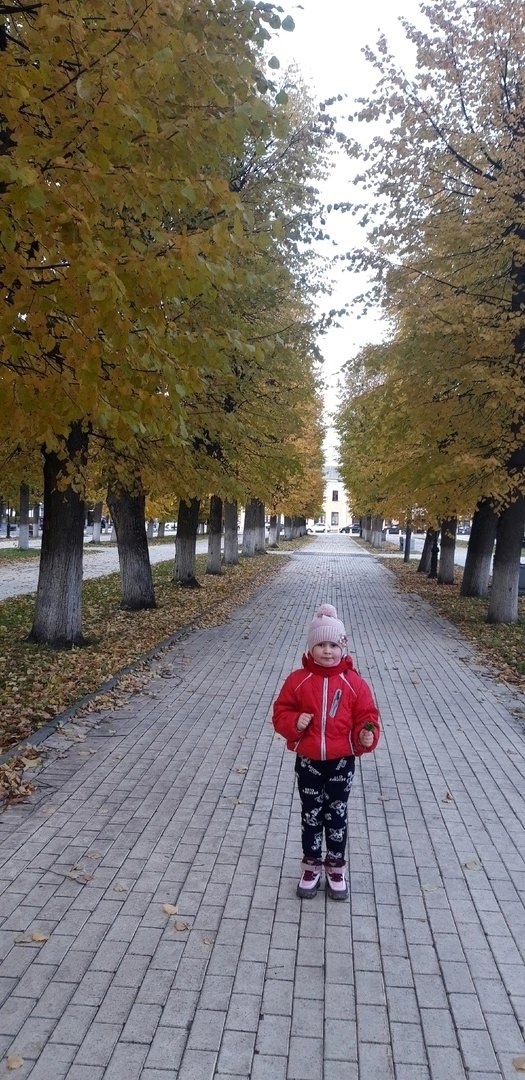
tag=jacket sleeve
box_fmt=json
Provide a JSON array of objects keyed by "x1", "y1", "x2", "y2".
[
  {"x1": 351, "y1": 675, "x2": 380, "y2": 756},
  {"x1": 272, "y1": 674, "x2": 303, "y2": 742}
]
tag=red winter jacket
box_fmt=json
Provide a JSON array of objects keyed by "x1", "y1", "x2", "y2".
[{"x1": 272, "y1": 653, "x2": 380, "y2": 760}]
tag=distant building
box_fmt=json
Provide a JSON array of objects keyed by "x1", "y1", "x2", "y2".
[{"x1": 307, "y1": 465, "x2": 352, "y2": 531}]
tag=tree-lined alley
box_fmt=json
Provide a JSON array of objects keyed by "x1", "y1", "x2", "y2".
[
  {"x1": 1, "y1": 1, "x2": 329, "y2": 645},
  {"x1": 336, "y1": 0, "x2": 525, "y2": 623}
]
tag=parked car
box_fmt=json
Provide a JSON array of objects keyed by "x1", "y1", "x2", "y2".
[
  {"x1": 351, "y1": 524, "x2": 361, "y2": 534},
  {"x1": 307, "y1": 522, "x2": 330, "y2": 534},
  {"x1": 339, "y1": 525, "x2": 351, "y2": 533}
]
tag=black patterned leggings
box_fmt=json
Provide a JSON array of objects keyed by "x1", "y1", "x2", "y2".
[{"x1": 294, "y1": 755, "x2": 355, "y2": 862}]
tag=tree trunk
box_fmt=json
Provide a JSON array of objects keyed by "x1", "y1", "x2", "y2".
[
  {"x1": 207, "y1": 495, "x2": 223, "y2": 575},
  {"x1": 223, "y1": 500, "x2": 239, "y2": 565},
  {"x1": 18, "y1": 482, "x2": 30, "y2": 550},
  {"x1": 460, "y1": 498, "x2": 498, "y2": 598},
  {"x1": 283, "y1": 515, "x2": 293, "y2": 540},
  {"x1": 428, "y1": 530, "x2": 440, "y2": 578},
  {"x1": 438, "y1": 516, "x2": 457, "y2": 584},
  {"x1": 157, "y1": 521, "x2": 165, "y2": 539},
  {"x1": 371, "y1": 515, "x2": 383, "y2": 548},
  {"x1": 417, "y1": 528, "x2": 434, "y2": 573},
  {"x1": 32, "y1": 502, "x2": 40, "y2": 540},
  {"x1": 487, "y1": 495, "x2": 525, "y2": 624},
  {"x1": 107, "y1": 483, "x2": 156, "y2": 611},
  {"x1": 92, "y1": 501, "x2": 103, "y2": 544},
  {"x1": 29, "y1": 423, "x2": 87, "y2": 647},
  {"x1": 242, "y1": 498, "x2": 259, "y2": 556},
  {"x1": 174, "y1": 497, "x2": 201, "y2": 586},
  {"x1": 268, "y1": 513, "x2": 280, "y2": 548},
  {"x1": 403, "y1": 523, "x2": 412, "y2": 562},
  {"x1": 254, "y1": 499, "x2": 266, "y2": 553},
  {"x1": 146, "y1": 519, "x2": 155, "y2": 539}
]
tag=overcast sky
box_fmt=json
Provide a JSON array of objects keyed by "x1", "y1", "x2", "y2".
[{"x1": 274, "y1": 0, "x2": 425, "y2": 458}]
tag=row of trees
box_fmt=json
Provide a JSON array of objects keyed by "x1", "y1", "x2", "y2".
[
  {"x1": 337, "y1": 0, "x2": 525, "y2": 623},
  {"x1": 1, "y1": 1, "x2": 331, "y2": 645}
]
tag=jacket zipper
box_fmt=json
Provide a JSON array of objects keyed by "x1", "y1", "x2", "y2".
[{"x1": 321, "y1": 678, "x2": 328, "y2": 760}]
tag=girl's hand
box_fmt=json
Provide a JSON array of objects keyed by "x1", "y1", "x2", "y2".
[
  {"x1": 296, "y1": 712, "x2": 313, "y2": 732},
  {"x1": 359, "y1": 727, "x2": 375, "y2": 748}
]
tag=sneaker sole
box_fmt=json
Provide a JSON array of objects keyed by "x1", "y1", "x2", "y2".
[{"x1": 326, "y1": 886, "x2": 349, "y2": 901}]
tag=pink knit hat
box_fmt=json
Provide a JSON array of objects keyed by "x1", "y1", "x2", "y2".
[{"x1": 307, "y1": 604, "x2": 348, "y2": 653}]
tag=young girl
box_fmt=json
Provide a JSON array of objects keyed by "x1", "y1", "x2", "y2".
[{"x1": 272, "y1": 603, "x2": 380, "y2": 899}]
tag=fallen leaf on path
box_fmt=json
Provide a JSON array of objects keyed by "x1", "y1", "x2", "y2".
[
  {"x1": 174, "y1": 920, "x2": 190, "y2": 932},
  {"x1": 162, "y1": 903, "x2": 178, "y2": 916},
  {"x1": 113, "y1": 882, "x2": 127, "y2": 893},
  {"x1": 6, "y1": 1054, "x2": 24, "y2": 1071},
  {"x1": 443, "y1": 792, "x2": 455, "y2": 802},
  {"x1": 464, "y1": 860, "x2": 482, "y2": 871},
  {"x1": 65, "y1": 867, "x2": 93, "y2": 883},
  {"x1": 512, "y1": 1058, "x2": 525, "y2": 1072},
  {"x1": 14, "y1": 931, "x2": 48, "y2": 945}
]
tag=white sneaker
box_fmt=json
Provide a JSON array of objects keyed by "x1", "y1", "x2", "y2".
[
  {"x1": 325, "y1": 861, "x2": 348, "y2": 900},
  {"x1": 296, "y1": 861, "x2": 322, "y2": 898}
]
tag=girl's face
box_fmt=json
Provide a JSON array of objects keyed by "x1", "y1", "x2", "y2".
[{"x1": 311, "y1": 641, "x2": 343, "y2": 667}]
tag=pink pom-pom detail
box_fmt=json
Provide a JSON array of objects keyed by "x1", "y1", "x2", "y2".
[{"x1": 316, "y1": 604, "x2": 337, "y2": 618}]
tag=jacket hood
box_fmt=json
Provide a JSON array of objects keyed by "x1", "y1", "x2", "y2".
[{"x1": 302, "y1": 652, "x2": 355, "y2": 677}]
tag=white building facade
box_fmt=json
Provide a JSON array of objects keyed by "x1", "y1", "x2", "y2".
[{"x1": 307, "y1": 465, "x2": 353, "y2": 532}]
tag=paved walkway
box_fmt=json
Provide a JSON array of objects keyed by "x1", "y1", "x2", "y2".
[{"x1": 1, "y1": 535, "x2": 525, "y2": 1080}]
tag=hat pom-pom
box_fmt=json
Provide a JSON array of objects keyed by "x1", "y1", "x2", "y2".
[{"x1": 316, "y1": 603, "x2": 337, "y2": 618}]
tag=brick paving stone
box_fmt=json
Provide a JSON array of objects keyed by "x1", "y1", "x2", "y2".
[
  {"x1": 66, "y1": 1070, "x2": 105, "y2": 1080},
  {"x1": 49, "y1": 1003, "x2": 98, "y2": 1045},
  {"x1": 225, "y1": 992, "x2": 261, "y2": 1032},
  {"x1": 287, "y1": 1034, "x2": 323, "y2": 1079},
  {"x1": 143, "y1": 1026, "x2": 186, "y2": 1071},
  {"x1": 103, "y1": 1041, "x2": 149, "y2": 1080},
  {"x1": 1, "y1": 536, "x2": 525, "y2": 1079},
  {"x1": 21, "y1": 1043, "x2": 77, "y2": 1080},
  {"x1": 74, "y1": 1022, "x2": 122, "y2": 1066},
  {"x1": 250, "y1": 1054, "x2": 288, "y2": 1080},
  {"x1": 176, "y1": 1048, "x2": 217, "y2": 1079},
  {"x1": 32, "y1": 980, "x2": 75, "y2": 1018}
]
